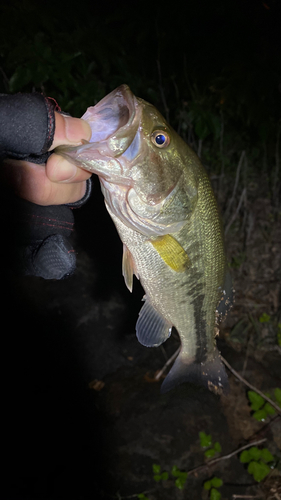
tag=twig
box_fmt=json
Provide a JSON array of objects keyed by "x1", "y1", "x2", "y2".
[
  {"x1": 197, "y1": 138, "x2": 203, "y2": 158},
  {"x1": 218, "y1": 108, "x2": 225, "y2": 198},
  {"x1": 242, "y1": 333, "x2": 253, "y2": 377},
  {"x1": 187, "y1": 438, "x2": 267, "y2": 476},
  {"x1": 156, "y1": 59, "x2": 169, "y2": 122},
  {"x1": 221, "y1": 355, "x2": 281, "y2": 415},
  {"x1": 112, "y1": 489, "x2": 156, "y2": 499},
  {"x1": 224, "y1": 151, "x2": 246, "y2": 221},
  {"x1": 0, "y1": 66, "x2": 9, "y2": 91},
  {"x1": 232, "y1": 496, "x2": 264, "y2": 499},
  {"x1": 225, "y1": 187, "x2": 247, "y2": 235},
  {"x1": 154, "y1": 347, "x2": 180, "y2": 381}
]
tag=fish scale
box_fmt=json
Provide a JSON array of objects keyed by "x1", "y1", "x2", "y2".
[{"x1": 57, "y1": 84, "x2": 232, "y2": 394}]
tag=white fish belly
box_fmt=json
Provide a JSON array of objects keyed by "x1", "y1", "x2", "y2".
[{"x1": 110, "y1": 210, "x2": 201, "y2": 358}]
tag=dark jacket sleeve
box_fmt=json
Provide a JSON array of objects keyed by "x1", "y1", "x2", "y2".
[
  {"x1": 0, "y1": 92, "x2": 92, "y2": 279},
  {"x1": 0, "y1": 92, "x2": 58, "y2": 164}
]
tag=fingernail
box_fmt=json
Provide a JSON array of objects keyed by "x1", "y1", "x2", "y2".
[{"x1": 64, "y1": 116, "x2": 92, "y2": 142}]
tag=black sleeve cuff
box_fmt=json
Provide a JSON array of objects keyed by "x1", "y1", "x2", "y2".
[{"x1": 0, "y1": 92, "x2": 58, "y2": 162}]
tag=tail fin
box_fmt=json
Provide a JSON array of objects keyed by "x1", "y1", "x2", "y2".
[{"x1": 160, "y1": 349, "x2": 229, "y2": 395}]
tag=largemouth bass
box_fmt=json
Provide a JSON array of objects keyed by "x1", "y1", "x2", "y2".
[{"x1": 58, "y1": 85, "x2": 232, "y2": 394}]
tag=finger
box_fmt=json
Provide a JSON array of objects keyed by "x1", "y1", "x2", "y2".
[
  {"x1": 46, "y1": 153, "x2": 92, "y2": 183},
  {"x1": 1, "y1": 159, "x2": 88, "y2": 206},
  {"x1": 50, "y1": 112, "x2": 92, "y2": 150}
]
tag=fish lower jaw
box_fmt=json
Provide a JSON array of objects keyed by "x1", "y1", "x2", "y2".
[{"x1": 100, "y1": 175, "x2": 132, "y2": 190}]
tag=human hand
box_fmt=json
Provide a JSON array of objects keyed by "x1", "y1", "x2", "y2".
[
  {"x1": 1, "y1": 111, "x2": 92, "y2": 205},
  {"x1": 0, "y1": 92, "x2": 93, "y2": 279}
]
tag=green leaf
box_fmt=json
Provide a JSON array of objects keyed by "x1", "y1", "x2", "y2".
[
  {"x1": 263, "y1": 402, "x2": 276, "y2": 415},
  {"x1": 252, "y1": 409, "x2": 268, "y2": 421},
  {"x1": 203, "y1": 480, "x2": 212, "y2": 490},
  {"x1": 274, "y1": 388, "x2": 281, "y2": 405},
  {"x1": 213, "y1": 442, "x2": 222, "y2": 453},
  {"x1": 248, "y1": 391, "x2": 265, "y2": 410},
  {"x1": 161, "y1": 472, "x2": 169, "y2": 481},
  {"x1": 260, "y1": 448, "x2": 274, "y2": 463},
  {"x1": 175, "y1": 472, "x2": 187, "y2": 490},
  {"x1": 171, "y1": 465, "x2": 181, "y2": 477},
  {"x1": 138, "y1": 495, "x2": 150, "y2": 500},
  {"x1": 240, "y1": 450, "x2": 250, "y2": 463},
  {"x1": 258, "y1": 313, "x2": 270, "y2": 323},
  {"x1": 153, "y1": 475, "x2": 162, "y2": 482},
  {"x1": 248, "y1": 461, "x2": 256, "y2": 475},
  {"x1": 248, "y1": 447, "x2": 262, "y2": 461},
  {"x1": 199, "y1": 431, "x2": 212, "y2": 448},
  {"x1": 210, "y1": 487, "x2": 221, "y2": 500},
  {"x1": 211, "y1": 477, "x2": 223, "y2": 488},
  {"x1": 248, "y1": 461, "x2": 270, "y2": 482},
  {"x1": 205, "y1": 448, "x2": 216, "y2": 458},
  {"x1": 152, "y1": 464, "x2": 161, "y2": 474}
]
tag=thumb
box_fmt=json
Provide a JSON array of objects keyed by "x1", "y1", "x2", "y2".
[{"x1": 50, "y1": 112, "x2": 92, "y2": 150}]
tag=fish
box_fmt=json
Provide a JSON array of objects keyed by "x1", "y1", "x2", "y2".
[{"x1": 57, "y1": 84, "x2": 233, "y2": 394}]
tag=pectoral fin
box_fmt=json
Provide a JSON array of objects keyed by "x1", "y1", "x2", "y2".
[
  {"x1": 122, "y1": 244, "x2": 137, "y2": 292},
  {"x1": 150, "y1": 234, "x2": 190, "y2": 272},
  {"x1": 136, "y1": 297, "x2": 172, "y2": 347}
]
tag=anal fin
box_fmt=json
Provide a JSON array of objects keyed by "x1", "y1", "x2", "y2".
[{"x1": 136, "y1": 297, "x2": 172, "y2": 347}]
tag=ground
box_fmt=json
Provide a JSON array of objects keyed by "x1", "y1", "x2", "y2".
[{"x1": 3, "y1": 178, "x2": 281, "y2": 499}]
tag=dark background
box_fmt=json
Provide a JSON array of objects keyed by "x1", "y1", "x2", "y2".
[{"x1": 1, "y1": 1, "x2": 280, "y2": 498}]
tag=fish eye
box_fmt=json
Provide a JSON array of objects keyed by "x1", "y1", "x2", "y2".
[{"x1": 151, "y1": 130, "x2": 170, "y2": 148}]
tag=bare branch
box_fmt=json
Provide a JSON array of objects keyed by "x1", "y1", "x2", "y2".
[
  {"x1": 156, "y1": 59, "x2": 169, "y2": 122},
  {"x1": 225, "y1": 187, "x2": 247, "y2": 235},
  {"x1": 224, "y1": 150, "x2": 246, "y2": 221},
  {"x1": 154, "y1": 347, "x2": 180, "y2": 381},
  {"x1": 221, "y1": 355, "x2": 281, "y2": 415},
  {"x1": 232, "y1": 496, "x2": 264, "y2": 499},
  {"x1": 187, "y1": 438, "x2": 267, "y2": 477}
]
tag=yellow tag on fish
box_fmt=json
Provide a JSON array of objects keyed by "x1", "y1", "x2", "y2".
[{"x1": 150, "y1": 235, "x2": 190, "y2": 272}]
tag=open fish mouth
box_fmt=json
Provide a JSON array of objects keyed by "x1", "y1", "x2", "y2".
[
  {"x1": 83, "y1": 84, "x2": 137, "y2": 145},
  {"x1": 77, "y1": 84, "x2": 141, "y2": 157},
  {"x1": 55, "y1": 85, "x2": 141, "y2": 182}
]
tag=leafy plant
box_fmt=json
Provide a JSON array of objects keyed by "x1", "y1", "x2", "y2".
[
  {"x1": 240, "y1": 446, "x2": 274, "y2": 482},
  {"x1": 152, "y1": 463, "x2": 169, "y2": 482},
  {"x1": 171, "y1": 465, "x2": 188, "y2": 490},
  {"x1": 199, "y1": 431, "x2": 222, "y2": 458},
  {"x1": 152, "y1": 463, "x2": 188, "y2": 490},
  {"x1": 247, "y1": 389, "x2": 281, "y2": 421},
  {"x1": 204, "y1": 476, "x2": 223, "y2": 500},
  {"x1": 259, "y1": 313, "x2": 271, "y2": 323}
]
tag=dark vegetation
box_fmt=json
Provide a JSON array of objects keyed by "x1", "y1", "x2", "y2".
[{"x1": 1, "y1": 0, "x2": 280, "y2": 498}]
